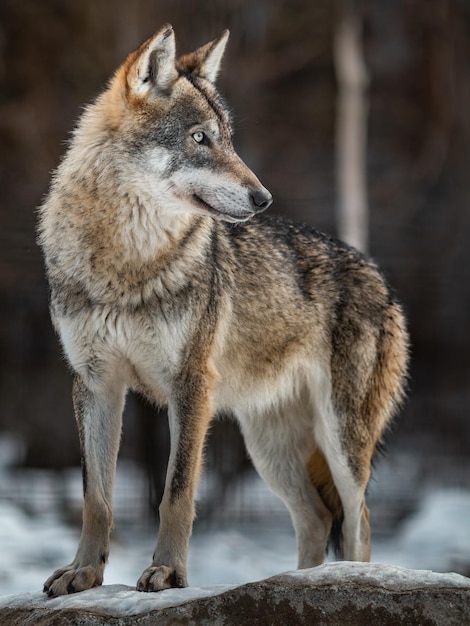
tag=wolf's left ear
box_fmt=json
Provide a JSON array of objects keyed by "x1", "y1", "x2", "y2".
[
  {"x1": 128, "y1": 24, "x2": 178, "y2": 96},
  {"x1": 178, "y1": 30, "x2": 229, "y2": 83}
]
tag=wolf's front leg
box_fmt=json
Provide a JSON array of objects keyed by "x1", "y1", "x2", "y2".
[
  {"x1": 137, "y1": 371, "x2": 214, "y2": 592},
  {"x1": 44, "y1": 375, "x2": 125, "y2": 597}
]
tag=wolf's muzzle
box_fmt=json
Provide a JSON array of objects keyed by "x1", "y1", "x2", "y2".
[{"x1": 250, "y1": 188, "x2": 273, "y2": 213}]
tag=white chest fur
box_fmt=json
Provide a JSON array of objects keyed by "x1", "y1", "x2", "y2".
[{"x1": 56, "y1": 304, "x2": 192, "y2": 399}]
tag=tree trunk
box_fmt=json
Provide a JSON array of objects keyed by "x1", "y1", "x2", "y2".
[{"x1": 334, "y1": 0, "x2": 369, "y2": 253}]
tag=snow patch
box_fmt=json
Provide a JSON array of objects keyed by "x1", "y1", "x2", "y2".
[
  {"x1": 276, "y1": 561, "x2": 470, "y2": 590},
  {"x1": 0, "y1": 583, "x2": 240, "y2": 616}
]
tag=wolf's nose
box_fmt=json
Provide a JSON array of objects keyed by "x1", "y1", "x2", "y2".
[{"x1": 250, "y1": 189, "x2": 273, "y2": 212}]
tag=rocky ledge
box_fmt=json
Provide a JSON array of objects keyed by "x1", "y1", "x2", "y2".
[{"x1": 1, "y1": 562, "x2": 469, "y2": 625}]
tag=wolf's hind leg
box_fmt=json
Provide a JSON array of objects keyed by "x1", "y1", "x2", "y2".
[
  {"x1": 238, "y1": 408, "x2": 332, "y2": 569},
  {"x1": 323, "y1": 451, "x2": 371, "y2": 561},
  {"x1": 314, "y1": 414, "x2": 372, "y2": 562},
  {"x1": 43, "y1": 374, "x2": 125, "y2": 597}
]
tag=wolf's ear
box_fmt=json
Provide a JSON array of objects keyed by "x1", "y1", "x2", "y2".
[
  {"x1": 128, "y1": 25, "x2": 178, "y2": 96},
  {"x1": 177, "y1": 30, "x2": 229, "y2": 83}
]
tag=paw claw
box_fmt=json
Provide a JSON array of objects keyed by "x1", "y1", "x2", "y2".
[
  {"x1": 43, "y1": 564, "x2": 104, "y2": 597},
  {"x1": 137, "y1": 565, "x2": 187, "y2": 592}
]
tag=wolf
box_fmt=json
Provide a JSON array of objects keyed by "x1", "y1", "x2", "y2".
[{"x1": 38, "y1": 25, "x2": 408, "y2": 596}]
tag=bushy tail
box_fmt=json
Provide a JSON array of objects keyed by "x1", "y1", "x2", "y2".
[{"x1": 307, "y1": 448, "x2": 344, "y2": 558}]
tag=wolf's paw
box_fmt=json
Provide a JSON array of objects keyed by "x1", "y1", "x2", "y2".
[
  {"x1": 136, "y1": 565, "x2": 188, "y2": 592},
  {"x1": 43, "y1": 564, "x2": 104, "y2": 597}
]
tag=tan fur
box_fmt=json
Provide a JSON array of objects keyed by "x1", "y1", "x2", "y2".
[
  {"x1": 307, "y1": 448, "x2": 342, "y2": 520},
  {"x1": 39, "y1": 25, "x2": 409, "y2": 596}
]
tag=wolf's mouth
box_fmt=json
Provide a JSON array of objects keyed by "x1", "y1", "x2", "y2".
[
  {"x1": 192, "y1": 194, "x2": 218, "y2": 214},
  {"x1": 191, "y1": 194, "x2": 252, "y2": 223}
]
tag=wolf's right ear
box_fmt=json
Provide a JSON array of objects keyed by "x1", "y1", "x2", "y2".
[{"x1": 127, "y1": 25, "x2": 178, "y2": 97}]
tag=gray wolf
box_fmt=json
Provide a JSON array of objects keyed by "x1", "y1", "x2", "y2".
[{"x1": 38, "y1": 25, "x2": 408, "y2": 596}]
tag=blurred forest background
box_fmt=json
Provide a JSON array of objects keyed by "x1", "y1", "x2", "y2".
[{"x1": 0, "y1": 0, "x2": 469, "y2": 526}]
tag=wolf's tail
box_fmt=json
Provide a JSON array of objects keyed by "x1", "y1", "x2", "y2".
[{"x1": 307, "y1": 448, "x2": 344, "y2": 557}]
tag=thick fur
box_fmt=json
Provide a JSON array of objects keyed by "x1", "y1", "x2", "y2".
[{"x1": 38, "y1": 25, "x2": 409, "y2": 596}]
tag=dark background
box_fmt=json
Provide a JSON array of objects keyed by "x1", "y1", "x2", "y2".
[{"x1": 0, "y1": 0, "x2": 469, "y2": 514}]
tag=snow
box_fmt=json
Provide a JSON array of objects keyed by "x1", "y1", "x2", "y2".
[
  {"x1": 278, "y1": 561, "x2": 470, "y2": 590},
  {"x1": 372, "y1": 488, "x2": 470, "y2": 573},
  {"x1": 0, "y1": 564, "x2": 469, "y2": 617},
  {"x1": 0, "y1": 583, "x2": 240, "y2": 616}
]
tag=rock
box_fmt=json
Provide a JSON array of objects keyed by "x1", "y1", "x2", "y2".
[{"x1": 0, "y1": 562, "x2": 469, "y2": 625}]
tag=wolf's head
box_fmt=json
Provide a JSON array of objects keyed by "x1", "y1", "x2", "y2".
[{"x1": 89, "y1": 25, "x2": 272, "y2": 224}]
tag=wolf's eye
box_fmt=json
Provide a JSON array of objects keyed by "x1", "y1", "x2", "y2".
[{"x1": 192, "y1": 131, "x2": 206, "y2": 145}]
